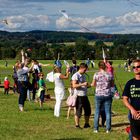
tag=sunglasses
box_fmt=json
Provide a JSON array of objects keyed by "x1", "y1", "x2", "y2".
[{"x1": 133, "y1": 66, "x2": 140, "y2": 69}]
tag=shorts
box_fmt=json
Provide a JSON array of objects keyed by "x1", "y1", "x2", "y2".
[
  {"x1": 130, "y1": 119, "x2": 140, "y2": 138},
  {"x1": 76, "y1": 96, "x2": 91, "y2": 118}
]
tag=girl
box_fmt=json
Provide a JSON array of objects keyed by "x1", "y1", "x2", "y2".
[
  {"x1": 66, "y1": 86, "x2": 77, "y2": 119},
  {"x1": 37, "y1": 72, "x2": 46, "y2": 108},
  {"x1": 4, "y1": 77, "x2": 10, "y2": 95}
]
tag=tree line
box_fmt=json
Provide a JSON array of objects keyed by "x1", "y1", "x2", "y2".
[{"x1": 0, "y1": 30, "x2": 140, "y2": 60}]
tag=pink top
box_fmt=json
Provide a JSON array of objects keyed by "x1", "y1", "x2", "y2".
[{"x1": 105, "y1": 62, "x2": 114, "y2": 77}]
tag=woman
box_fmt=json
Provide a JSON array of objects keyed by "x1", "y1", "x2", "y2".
[
  {"x1": 16, "y1": 62, "x2": 30, "y2": 112},
  {"x1": 53, "y1": 65, "x2": 69, "y2": 117},
  {"x1": 91, "y1": 61, "x2": 114, "y2": 133}
]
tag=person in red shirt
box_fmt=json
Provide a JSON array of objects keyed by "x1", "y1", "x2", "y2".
[{"x1": 4, "y1": 77, "x2": 10, "y2": 95}]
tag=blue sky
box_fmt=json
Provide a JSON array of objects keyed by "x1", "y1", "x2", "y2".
[{"x1": 0, "y1": 0, "x2": 140, "y2": 34}]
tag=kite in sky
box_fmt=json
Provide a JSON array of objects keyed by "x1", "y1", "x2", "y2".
[
  {"x1": 59, "y1": 10, "x2": 94, "y2": 32},
  {"x1": 3, "y1": 20, "x2": 8, "y2": 25},
  {"x1": 0, "y1": 19, "x2": 8, "y2": 25}
]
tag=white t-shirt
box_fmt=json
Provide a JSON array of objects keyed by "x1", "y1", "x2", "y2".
[
  {"x1": 72, "y1": 72, "x2": 87, "y2": 96},
  {"x1": 54, "y1": 73, "x2": 65, "y2": 90},
  {"x1": 33, "y1": 64, "x2": 40, "y2": 73}
]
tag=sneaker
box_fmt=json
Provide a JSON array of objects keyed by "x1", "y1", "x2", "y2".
[
  {"x1": 84, "y1": 123, "x2": 90, "y2": 128},
  {"x1": 19, "y1": 106, "x2": 24, "y2": 112},
  {"x1": 106, "y1": 130, "x2": 110, "y2": 133},
  {"x1": 75, "y1": 125, "x2": 82, "y2": 129},
  {"x1": 93, "y1": 130, "x2": 98, "y2": 133}
]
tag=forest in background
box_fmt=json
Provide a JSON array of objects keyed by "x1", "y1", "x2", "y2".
[{"x1": 0, "y1": 30, "x2": 140, "y2": 60}]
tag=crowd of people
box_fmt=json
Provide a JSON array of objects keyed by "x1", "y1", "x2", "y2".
[{"x1": 1, "y1": 51, "x2": 140, "y2": 140}]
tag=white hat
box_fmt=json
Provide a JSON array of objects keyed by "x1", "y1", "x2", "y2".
[{"x1": 4, "y1": 77, "x2": 8, "y2": 80}]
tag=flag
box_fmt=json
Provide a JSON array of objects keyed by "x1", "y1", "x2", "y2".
[
  {"x1": 102, "y1": 47, "x2": 106, "y2": 60},
  {"x1": 64, "y1": 60, "x2": 70, "y2": 68}
]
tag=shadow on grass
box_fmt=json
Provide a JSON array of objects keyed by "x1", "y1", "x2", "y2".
[
  {"x1": 53, "y1": 138, "x2": 85, "y2": 140},
  {"x1": 28, "y1": 107, "x2": 54, "y2": 111},
  {"x1": 112, "y1": 122, "x2": 129, "y2": 128}
]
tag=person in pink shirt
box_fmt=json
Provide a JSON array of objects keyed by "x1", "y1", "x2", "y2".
[
  {"x1": 4, "y1": 77, "x2": 10, "y2": 95},
  {"x1": 104, "y1": 59, "x2": 114, "y2": 78}
]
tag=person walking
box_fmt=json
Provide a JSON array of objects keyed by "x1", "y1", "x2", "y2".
[
  {"x1": 72, "y1": 63, "x2": 91, "y2": 128},
  {"x1": 123, "y1": 59, "x2": 140, "y2": 140},
  {"x1": 91, "y1": 61, "x2": 114, "y2": 133}
]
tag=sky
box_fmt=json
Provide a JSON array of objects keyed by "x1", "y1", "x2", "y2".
[{"x1": 0, "y1": 0, "x2": 140, "y2": 34}]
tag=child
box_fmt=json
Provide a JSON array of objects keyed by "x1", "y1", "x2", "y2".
[
  {"x1": 37, "y1": 72, "x2": 46, "y2": 108},
  {"x1": 4, "y1": 77, "x2": 10, "y2": 95},
  {"x1": 66, "y1": 86, "x2": 77, "y2": 119}
]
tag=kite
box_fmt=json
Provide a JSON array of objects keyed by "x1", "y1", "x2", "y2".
[
  {"x1": 59, "y1": 10, "x2": 69, "y2": 19},
  {"x1": 59, "y1": 10, "x2": 93, "y2": 32},
  {"x1": 0, "y1": 19, "x2": 8, "y2": 25}
]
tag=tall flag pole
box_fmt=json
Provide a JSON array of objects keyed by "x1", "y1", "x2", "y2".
[{"x1": 102, "y1": 47, "x2": 106, "y2": 62}]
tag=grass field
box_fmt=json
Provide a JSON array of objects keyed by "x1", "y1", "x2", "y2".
[{"x1": 0, "y1": 60, "x2": 134, "y2": 140}]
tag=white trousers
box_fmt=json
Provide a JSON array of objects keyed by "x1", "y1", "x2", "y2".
[{"x1": 54, "y1": 88, "x2": 65, "y2": 117}]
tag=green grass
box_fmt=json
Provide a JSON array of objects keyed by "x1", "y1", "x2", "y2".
[{"x1": 0, "y1": 60, "x2": 133, "y2": 140}]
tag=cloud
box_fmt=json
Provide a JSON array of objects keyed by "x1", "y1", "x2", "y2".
[
  {"x1": 116, "y1": 11, "x2": 140, "y2": 26},
  {"x1": 2, "y1": 14, "x2": 50, "y2": 31},
  {"x1": 56, "y1": 11, "x2": 140, "y2": 33},
  {"x1": 56, "y1": 17, "x2": 70, "y2": 29},
  {"x1": 56, "y1": 15, "x2": 114, "y2": 32},
  {"x1": 12, "y1": 0, "x2": 95, "y2": 2}
]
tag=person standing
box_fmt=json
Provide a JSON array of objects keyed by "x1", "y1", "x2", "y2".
[
  {"x1": 123, "y1": 59, "x2": 140, "y2": 140},
  {"x1": 4, "y1": 77, "x2": 10, "y2": 95},
  {"x1": 16, "y1": 62, "x2": 33, "y2": 112},
  {"x1": 72, "y1": 63, "x2": 91, "y2": 128},
  {"x1": 91, "y1": 61, "x2": 114, "y2": 133},
  {"x1": 38, "y1": 72, "x2": 46, "y2": 108},
  {"x1": 53, "y1": 65, "x2": 69, "y2": 117},
  {"x1": 66, "y1": 59, "x2": 79, "y2": 119},
  {"x1": 69, "y1": 60, "x2": 79, "y2": 77}
]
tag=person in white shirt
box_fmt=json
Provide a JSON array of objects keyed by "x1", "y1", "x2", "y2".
[
  {"x1": 72, "y1": 63, "x2": 91, "y2": 128},
  {"x1": 53, "y1": 65, "x2": 70, "y2": 117}
]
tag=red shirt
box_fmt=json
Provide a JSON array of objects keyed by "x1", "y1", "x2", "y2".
[{"x1": 4, "y1": 80, "x2": 10, "y2": 88}]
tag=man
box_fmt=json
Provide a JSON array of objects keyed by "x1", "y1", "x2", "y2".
[
  {"x1": 72, "y1": 63, "x2": 91, "y2": 128},
  {"x1": 123, "y1": 59, "x2": 140, "y2": 140}
]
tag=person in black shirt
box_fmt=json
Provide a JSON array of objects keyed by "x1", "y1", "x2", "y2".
[
  {"x1": 123, "y1": 59, "x2": 140, "y2": 140},
  {"x1": 69, "y1": 60, "x2": 79, "y2": 77}
]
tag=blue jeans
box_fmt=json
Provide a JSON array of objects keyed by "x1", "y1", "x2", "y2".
[
  {"x1": 94, "y1": 96, "x2": 112, "y2": 131},
  {"x1": 18, "y1": 81, "x2": 28, "y2": 107}
]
